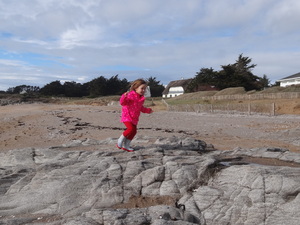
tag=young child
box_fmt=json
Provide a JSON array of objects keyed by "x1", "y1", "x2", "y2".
[{"x1": 117, "y1": 79, "x2": 153, "y2": 152}]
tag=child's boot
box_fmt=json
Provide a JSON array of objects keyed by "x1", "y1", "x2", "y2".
[
  {"x1": 117, "y1": 134, "x2": 126, "y2": 149},
  {"x1": 122, "y1": 138, "x2": 134, "y2": 152}
]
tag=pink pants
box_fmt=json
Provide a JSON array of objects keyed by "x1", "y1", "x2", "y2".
[{"x1": 123, "y1": 122, "x2": 137, "y2": 140}]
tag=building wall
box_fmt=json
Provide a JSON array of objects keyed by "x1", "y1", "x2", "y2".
[
  {"x1": 164, "y1": 86, "x2": 184, "y2": 98},
  {"x1": 280, "y1": 79, "x2": 300, "y2": 87}
]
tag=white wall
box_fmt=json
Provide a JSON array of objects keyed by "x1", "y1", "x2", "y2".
[
  {"x1": 165, "y1": 86, "x2": 184, "y2": 98},
  {"x1": 280, "y1": 79, "x2": 300, "y2": 87}
]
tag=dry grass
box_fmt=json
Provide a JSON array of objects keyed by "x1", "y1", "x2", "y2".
[
  {"x1": 54, "y1": 96, "x2": 169, "y2": 111},
  {"x1": 61, "y1": 96, "x2": 121, "y2": 106},
  {"x1": 214, "y1": 87, "x2": 246, "y2": 96},
  {"x1": 165, "y1": 86, "x2": 300, "y2": 115},
  {"x1": 4, "y1": 85, "x2": 300, "y2": 115},
  {"x1": 260, "y1": 85, "x2": 300, "y2": 93},
  {"x1": 173, "y1": 91, "x2": 218, "y2": 99}
]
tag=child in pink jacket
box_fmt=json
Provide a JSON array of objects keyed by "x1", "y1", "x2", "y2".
[{"x1": 117, "y1": 79, "x2": 153, "y2": 152}]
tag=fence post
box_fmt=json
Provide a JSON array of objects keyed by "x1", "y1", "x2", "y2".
[
  {"x1": 162, "y1": 99, "x2": 169, "y2": 111},
  {"x1": 271, "y1": 102, "x2": 275, "y2": 116},
  {"x1": 248, "y1": 103, "x2": 251, "y2": 115}
]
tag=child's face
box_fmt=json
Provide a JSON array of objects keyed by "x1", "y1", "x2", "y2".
[{"x1": 135, "y1": 84, "x2": 147, "y2": 96}]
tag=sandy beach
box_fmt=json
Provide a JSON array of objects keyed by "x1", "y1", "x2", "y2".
[{"x1": 1, "y1": 103, "x2": 300, "y2": 152}]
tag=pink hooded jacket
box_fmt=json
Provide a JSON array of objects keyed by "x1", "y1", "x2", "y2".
[{"x1": 120, "y1": 90, "x2": 152, "y2": 125}]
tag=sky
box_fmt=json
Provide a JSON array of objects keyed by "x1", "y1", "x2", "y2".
[{"x1": 1, "y1": 0, "x2": 300, "y2": 91}]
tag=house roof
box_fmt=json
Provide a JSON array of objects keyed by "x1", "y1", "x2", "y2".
[
  {"x1": 162, "y1": 78, "x2": 193, "y2": 95},
  {"x1": 278, "y1": 72, "x2": 300, "y2": 81}
]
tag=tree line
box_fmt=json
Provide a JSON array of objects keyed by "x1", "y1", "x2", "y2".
[
  {"x1": 4, "y1": 54, "x2": 273, "y2": 98},
  {"x1": 187, "y1": 54, "x2": 271, "y2": 92},
  {"x1": 5, "y1": 75, "x2": 165, "y2": 97}
]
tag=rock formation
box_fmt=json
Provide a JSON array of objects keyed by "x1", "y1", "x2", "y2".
[{"x1": 0, "y1": 136, "x2": 299, "y2": 224}]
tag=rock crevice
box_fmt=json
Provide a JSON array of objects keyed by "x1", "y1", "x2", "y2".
[{"x1": 0, "y1": 136, "x2": 300, "y2": 224}]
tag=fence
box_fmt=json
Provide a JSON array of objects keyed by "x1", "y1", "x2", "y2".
[
  {"x1": 161, "y1": 91, "x2": 300, "y2": 116},
  {"x1": 201, "y1": 92, "x2": 300, "y2": 101},
  {"x1": 165, "y1": 102, "x2": 276, "y2": 116}
]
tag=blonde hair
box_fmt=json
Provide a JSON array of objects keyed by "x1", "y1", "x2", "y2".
[{"x1": 130, "y1": 79, "x2": 147, "y2": 91}]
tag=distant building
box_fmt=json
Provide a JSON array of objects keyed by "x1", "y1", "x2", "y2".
[
  {"x1": 145, "y1": 86, "x2": 151, "y2": 98},
  {"x1": 277, "y1": 72, "x2": 300, "y2": 87},
  {"x1": 162, "y1": 78, "x2": 192, "y2": 98}
]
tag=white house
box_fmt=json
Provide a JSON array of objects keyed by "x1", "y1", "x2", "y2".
[
  {"x1": 162, "y1": 79, "x2": 192, "y2": 98},
  {"x1": 277, "y1": 72, "x2": 300, "y2": 87}
]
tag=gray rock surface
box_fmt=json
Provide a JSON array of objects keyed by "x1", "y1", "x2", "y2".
[{"x1": 0, "y1": 136, "x2": 300, "y2": 224}]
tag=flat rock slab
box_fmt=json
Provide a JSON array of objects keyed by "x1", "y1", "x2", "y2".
[{"x1": 0, "y1": 136, "x2": 300, "y2": 225}]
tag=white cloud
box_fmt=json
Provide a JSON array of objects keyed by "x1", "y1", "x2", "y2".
[
  {"x1": 0, "y1": 59, "x2": 25, "y2": 67},
  {"x1": 0, "y1": 0, "x2": 300, "y2": 91},
  {"x1": 59, "y1": 25, "x2": 102, "y2": 49},
  {"x1": 264, "y1": 0, "x2": 300, "y2": 35}
]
